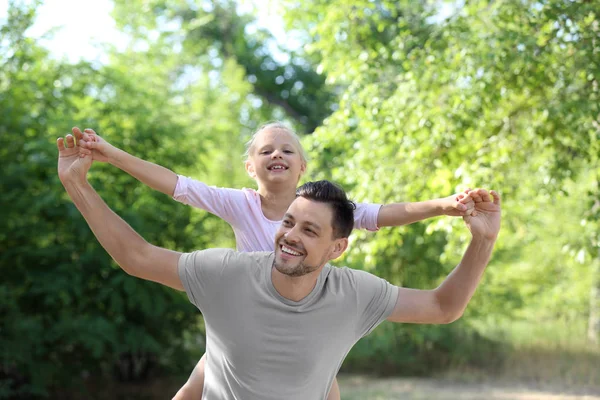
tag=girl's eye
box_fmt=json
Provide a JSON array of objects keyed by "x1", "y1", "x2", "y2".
[
  {"x1": 284, "y1": 150, "x2": 294, "y2": 154},
  {"x1": 260, "y1": 150, "x2": 272, "y2": 155}
]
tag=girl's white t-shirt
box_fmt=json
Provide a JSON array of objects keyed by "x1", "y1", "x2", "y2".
[{"x1": 173, "y1": 175, "x2": 382, "y2": 252}]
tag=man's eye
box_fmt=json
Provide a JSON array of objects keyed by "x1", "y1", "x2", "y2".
[
  {"x1": 282, "y1": 220, "x2": 292, "y2": 226},
  {"x1": 305, "y1": 229, "x2": 316, "y2": 235}
]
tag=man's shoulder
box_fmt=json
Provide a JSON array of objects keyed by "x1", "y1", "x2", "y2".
[
  {"x1": 179, "y1": 250, "x2": 274, "y2": 286},
  {"x1": 324, "y1": 265, "x2": 361, "y2": 286},
  {"x1": 242, "y1": 250, "x2": 275, "y2": 266},
  {"x1": 326, "y1": 265, "x2": 387, "y2": 287},
  {"x1": 187, "y1": 249, "x2": 273, "y2": 265},
  {"x1": 327, "y1": 264, "x2": 368, "y2": 277}
]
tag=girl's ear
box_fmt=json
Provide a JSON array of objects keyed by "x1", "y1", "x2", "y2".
[
  {"x1": 300, "y1": 161, "x2": 307, "y2": 176},
  {"x1": 245, "y1": 159, "x2": 257, "y2": 179}
]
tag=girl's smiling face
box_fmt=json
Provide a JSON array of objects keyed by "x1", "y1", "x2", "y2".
[{"x1": 245, "y1": 127, "x2": 306, "y2": 186}]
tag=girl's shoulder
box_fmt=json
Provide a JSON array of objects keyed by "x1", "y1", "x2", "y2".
[{"x1": 240, "y1": 187, "x2": 261, "y2": 205}]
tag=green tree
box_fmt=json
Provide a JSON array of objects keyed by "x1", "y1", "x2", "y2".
[
  {"x1": 283, "y1": 0, "x2": 598, "y2": 345},
  {"x1": 0, "y1": 1, "x2": 257, "y2": 395},
  {"x1": 112, "y1": 0, "x2": 336, "y2": 133}
]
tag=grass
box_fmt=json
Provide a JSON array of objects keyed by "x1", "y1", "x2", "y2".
[
  {"x1": 57, "y1": 318, "x2": 600, "y2": 399},
  {"x1": 442, "y1": 318, "x2": 600, "y2": 391},
  {"x1": 339, "y1": 318, "x2": 600, "y2": 399},
  {"x1": 338, "y1": 375, "x2": 600, "y2": 400},
  {"x1": 474, "y1": 318, "x2": 592, "y2": 350}
]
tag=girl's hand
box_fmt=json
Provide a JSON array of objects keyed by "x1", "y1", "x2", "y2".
[
  {"x1": 442, "y1": 189, "x2": 475, "y2": 217},
  {"x1": 73, "y1": 127, "x2": 116, "y2": 163}
]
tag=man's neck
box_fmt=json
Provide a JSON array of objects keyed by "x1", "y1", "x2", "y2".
[{"x1": 271, "y1": 267, "x2": 323, "y2": 302}]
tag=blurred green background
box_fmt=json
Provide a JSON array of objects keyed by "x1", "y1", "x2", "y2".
[{"x1": 1, "y1": 0, "x2": 599, "y2": 398}]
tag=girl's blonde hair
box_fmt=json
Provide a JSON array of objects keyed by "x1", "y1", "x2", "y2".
[{"x1": 244, "y1": 122, "x2": 308, "y2": 164}]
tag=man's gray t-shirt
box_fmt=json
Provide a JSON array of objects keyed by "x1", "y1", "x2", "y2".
[{"x1": 178, "y1": 249, "x2": 398, "y2": 400}]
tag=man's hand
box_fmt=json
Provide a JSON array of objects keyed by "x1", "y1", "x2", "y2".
[
  {"x1": 57, "y1": 128, "x2": 93, "y2": 185},
  {"x1": 72, "y1": 127, "x2": 117, "y2": 163},
  {"x1": 463, "y1": 189, "x2": 501, "y2": 240},
  {"x1": 56, "y1": 127, "x2": 184, "y2": 291},
  {"x1": 441, "y1": 189, "x2": 475, "y2": 217}
]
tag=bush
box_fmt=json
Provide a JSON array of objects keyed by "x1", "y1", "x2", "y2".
[{"x1": 341, "y1": 322, "x2": 507, "y2": 376}]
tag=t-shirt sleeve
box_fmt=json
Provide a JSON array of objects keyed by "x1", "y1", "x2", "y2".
[
  {"x1": 177, "y1": 248, "x2": 239, "y2": 313},
  {"x1": 354, "y1": 202, "x2": 382, "y2": 231},
  {"x1": 353, "y1": 269, "x2": 399, "y2": 338},
  {"x1": 172, "y1": 175, "x2": 247, "y2": 225}
]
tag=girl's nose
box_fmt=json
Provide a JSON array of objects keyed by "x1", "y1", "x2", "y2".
[{"x1": 271, "y1": 149, "x2": 283, "y2": 158}]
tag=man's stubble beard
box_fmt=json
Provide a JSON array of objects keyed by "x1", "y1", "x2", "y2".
[{"x1": 272, "y1": 254, "x2": 328, "y2": 277}]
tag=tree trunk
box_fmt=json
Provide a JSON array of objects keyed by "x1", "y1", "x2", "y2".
[
  {"x1": 587, "y1": 189, "x2": 600, "y2": 344},
  {"x1": 589, "y1": 261, "x2": 600, "y2": 344}
]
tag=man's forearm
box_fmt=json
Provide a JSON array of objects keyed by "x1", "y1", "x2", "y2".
[
  {"x1": 110, "y1": 149, "x2": 178, "y2": 197},
  {"x1": 63, "y1": 179, "x2": 150, "y2": 275},
  {"x1": 377, "y1": 199, "x2": 444, "y2": 227},
  {"x1": 434, "y1": 236, "x2": 496, "y2": 320}
]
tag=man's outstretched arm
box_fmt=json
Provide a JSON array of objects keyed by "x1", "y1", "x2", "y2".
[
  {"x1": 386, "y1": 188, "x2": 501, "y2": 324},
  {"x1": 57, "y1": 129, "x2": 183, "y2": 291}
]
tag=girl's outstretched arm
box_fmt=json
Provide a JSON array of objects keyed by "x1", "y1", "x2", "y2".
[
  {"x1": 377, "y1": 191, "x2": 474, "y2": 228},
  {"x1": 74, "y1": 127, "x2": 179, "y2": 196}
]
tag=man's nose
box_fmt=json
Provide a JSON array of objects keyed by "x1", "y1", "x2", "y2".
[{"x1": 284, "y1": 226, "x2": 300, "y2": 243}]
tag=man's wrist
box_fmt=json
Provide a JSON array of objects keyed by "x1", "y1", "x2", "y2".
[{"x1": 62, "y1": 176, "x2": 91, "y2": 191}]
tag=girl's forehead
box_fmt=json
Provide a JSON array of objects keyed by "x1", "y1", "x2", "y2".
[{"x1": 255, "y1": 128, "x2": 296, "y2": 146}]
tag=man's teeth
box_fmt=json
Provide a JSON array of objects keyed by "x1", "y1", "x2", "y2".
[{"x1": 282, "y1": 246, "x2": 302, "y2": 256}]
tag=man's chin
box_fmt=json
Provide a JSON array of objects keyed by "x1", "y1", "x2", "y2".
[
  {"x1": 273, "y1": 259, "x2": 320, "y2": 278},
  {"x1": 274, "y1": 261, "x2": 304, "y2": 277}
]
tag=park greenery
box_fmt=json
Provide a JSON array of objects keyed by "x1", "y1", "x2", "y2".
[{"x1": 1, "y1": 0, "x2": 598, "y2": 398}]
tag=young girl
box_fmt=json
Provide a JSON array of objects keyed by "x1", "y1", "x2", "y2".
[{"x1": 74, "y1": 122, "x2": 472, "y2": 400}]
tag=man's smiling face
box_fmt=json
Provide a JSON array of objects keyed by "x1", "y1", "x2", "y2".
[{"x1": 273, "y1": 197, "x2": 344, "y2": 277}]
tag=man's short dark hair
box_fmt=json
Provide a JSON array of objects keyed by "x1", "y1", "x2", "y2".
[{"x1": 296, "y1": 180, "x2": 356, "y2": 239}]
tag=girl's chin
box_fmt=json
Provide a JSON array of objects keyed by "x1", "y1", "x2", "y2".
[
  {"x1": 262, "y1": 174, "x2": 299, "y2": 184},
  {"x1": 267, "y1": 170, "x2": 290, "y2": 176}
]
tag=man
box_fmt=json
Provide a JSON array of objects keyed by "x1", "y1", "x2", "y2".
[{"x1": 57, "y1": 130, "x2": 501, "y2": 400}]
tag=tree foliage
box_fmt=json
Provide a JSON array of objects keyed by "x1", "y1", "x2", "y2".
[
  {"x1": 111, "y1": 0, "x2": 336, "y2": 132},
  {"x1": 285, "y1": 0, "x2": 599, "y2": 361},
  {"x1": 1, "y1": 0, "x2": 599, "y2": 397},
  {"x1": 1, "y1": 2, "x2": 248, "y2": 396},
  {"x1": 287, "y1": 0, "x2": 598, "y2": 301}
]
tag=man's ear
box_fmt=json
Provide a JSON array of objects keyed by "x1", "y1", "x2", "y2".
[
  {"x1": 245, "y1": 160, "x2": 256, "y2": 179},
  {"x1": 329, "y1": 237, "x2": 349, "y2": 260}
]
